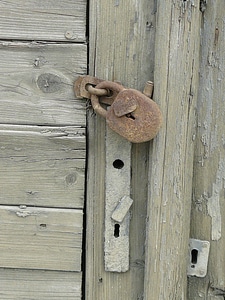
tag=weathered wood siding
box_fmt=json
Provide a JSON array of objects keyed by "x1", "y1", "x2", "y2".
[
  {"x1": 0, "y1": 206, "x2": 83, "y2": 271},
  {"x1": 0, "y1": 0, "x2": 86, "y2": 42},
  {"x1": 0, "y1": 1, "x2": 87, "y2": 299},
  {"x1": 0, "y1": 125, "x2": 85, "y2": 208},
  {"x1": 0, "y1": 269, "x2": 82, "y2": 300},
  {"x1": 188, "y1": 1, "x2": 225, "y2": 298},
  {"x1": 0, "y1": 42, "x2": 86, "y2": 125}
]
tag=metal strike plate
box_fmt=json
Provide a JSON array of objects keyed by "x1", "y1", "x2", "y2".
[
  {"x1": 187, "y1": 238, "x2": 210, "y2": 277},
  {"x1": 104, "y1": 127, "x2": 132, "y2": 272}
]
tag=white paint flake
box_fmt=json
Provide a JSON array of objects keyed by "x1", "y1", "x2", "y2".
[{"x1": 206, "y1": 158, "x2": 225, "y2": 241}]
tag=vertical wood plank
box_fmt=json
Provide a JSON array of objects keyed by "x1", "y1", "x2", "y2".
[
  {"x1": 87, "y1": 0, "x2": 156, "y2": 298},
  {"x1": 144, "y1": 1, "x2": 201, "y2": 298},
  {"x1": 188, "y1": 1, "x2": 225, "y2": 298}
]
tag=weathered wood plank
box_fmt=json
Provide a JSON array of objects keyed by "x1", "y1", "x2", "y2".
[
  {"x1": 0, "y1": 41, "x2": 86, "y2": 126},
  {"x1": 0, "y1": 0, "x2": 86, "y2": 42},
  {"x1": 87, "y1": 0, "x2": 155, "y2": 298},
  {"x1": 144, "y1": 1, "x2": 201, "y2": 299},
  {"x1": 0, "y1": 125, "x2": 85, "y2": 208},
  {"x1": 188, "y1": 1, "x2": 225, "y2": 298},
  {"x1": 0, "y1": 206, "x2": 83, "y2": 271},
  {"x1": 0, "y1": 268, "x2": 82, "y2": 299},
  {"x1": 188, "y1": 277, "x2": 225, "y2": 300}
]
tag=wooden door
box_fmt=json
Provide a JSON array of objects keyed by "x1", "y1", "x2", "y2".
[
  {"x1": 86, "y1": 0, "x2": 154, "y2": 299},
  {"x1": 1, "y1": 1, "x2": 224, "y2": 299},
  {"x1": 87, "y1": 0, "x2": 225, "y2": 299},
  {"x1": 0, "y1": 1, "x2": 87, "y2": 299}
]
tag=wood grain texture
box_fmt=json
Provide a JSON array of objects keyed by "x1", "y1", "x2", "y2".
[
  {"x1": 86, "y1": 0, "x2": 155, "y2": 299},
  {"x1": 188, "y1": 1, "x2": 225, "y2": 298},
  {"x1": 0, "y1": 125, "x2": 85, "y2": 208},
  {"x1": 0, "y1": 205, "x2": 83, "y2": 271},
  {"x1": 0, "y1": 2, "x2": 87, "y2": 298},
  {"x1": 144, "y1": 1, "x2": 201, "y2": 299},
  {"x1": 0, "y1": 41, "x2": 86, "y2": 126},
  {"x1": 0, "y1": 269, "x2": 82, "y2": 299},
  {"x1": 0, "y1": 0, "x2": 86, "y2": 42}
]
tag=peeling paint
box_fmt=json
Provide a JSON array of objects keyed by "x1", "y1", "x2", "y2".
[
  {"x1": 207, "y1": 192, "x2": 221, "y2": 240},
  {"x1": 206, "y1": 158, "x2": 225, "y2": 240}
]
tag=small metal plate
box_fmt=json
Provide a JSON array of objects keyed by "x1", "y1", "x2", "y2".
[
  {"x1": 104, "y1": 128, "x2": 132, "y2": 272},
  {"x1": 187, "y1": 238, "x2": 210, "y2": 277},
  {"x1": 111, "y1": 195, "x2": 133, "y2": 223}
]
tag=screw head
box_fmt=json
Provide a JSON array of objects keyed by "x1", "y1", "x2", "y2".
[{"x1": 65, "y1": 30, "x2": 78, "y2": 40}]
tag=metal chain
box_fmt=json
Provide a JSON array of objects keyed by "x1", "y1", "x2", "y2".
[{"x1": 86, "y1": 84, "x2": 109, "y2": 97}]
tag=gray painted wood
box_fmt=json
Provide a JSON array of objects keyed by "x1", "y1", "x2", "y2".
[
  {"x1": 0, "y1": 269, "x2": 82, "y2": 299},
  {"x1": 0, "y1": 125, "x2": 85, "y2": 208},
  {"x1": 144, "y1": 1, "x2": 201, "y2": 299},
  {"x1": 188, "y1": 1, "x2": 225, "y2": 298},
  {"x1": 0, "y1": 41, "x2": 86, "y2": 126},
  {"x1": 86, "y1": 0, "x2": 155, "y2": 298},
  {"x1": 0, "y1": 205, "x2": 83, "y2": 271},
  {"x1": 0, "y1": 0, "x2": 86, "y2": 42}
]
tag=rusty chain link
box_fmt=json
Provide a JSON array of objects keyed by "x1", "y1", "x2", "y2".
[{"x1": 85, "y1": 84, "x2": 109, "y2": 97}]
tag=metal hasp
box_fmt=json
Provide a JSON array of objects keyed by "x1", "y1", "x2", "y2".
[
  {"x1": 74, "y1": 76, "x2": 163, "y2": 143},
  {"x1": 104, "y1": 127, "x2": 133, "y2": 272},
  {"x1": 187, "y1": 238, "x2": 210, "y2": 277},
  {"x1": 74, "y1": 76, "x2": 136, "y2": 272}
]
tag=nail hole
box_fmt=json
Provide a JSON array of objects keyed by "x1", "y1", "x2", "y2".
[
  {"x1": 113, "y1": 159, "x2": 124, "y2": 169},
  {"x1": 40, "y1": 224, "x2": 47, "y2": 228},
  {"x1": 114, "y1": 223, "x2": 120, "y2": 238},
  {"x1": 191, "y1": 248, "x2": 198, "y2": 265}
]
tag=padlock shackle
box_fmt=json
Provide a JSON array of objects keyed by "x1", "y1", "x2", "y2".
[{"x1": 90, "y1": 81, "x2": 124, "y2": 118}]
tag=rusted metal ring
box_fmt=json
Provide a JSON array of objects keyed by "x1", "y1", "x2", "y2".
[
  {"x1": 86, "y1": 84, "x2": 109, "y2": 97},
  {"x1": 90, "y1": 93, "x2": 107, "y2": 118}
]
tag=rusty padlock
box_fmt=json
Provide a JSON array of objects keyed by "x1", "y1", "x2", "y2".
[{"x1": 91, "y1": 81, "x2": 162, "y2": 143}]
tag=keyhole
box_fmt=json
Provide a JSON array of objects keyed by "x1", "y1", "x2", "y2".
[
  {"x1": 114, "y1": 223, "x2": 120, "y2": 238},
  {"x1": 191, "y1": 249, "x2": 198, "y2": 268},
  {"x1": 126, "y1": 113, "x2": 135, "y2": 120}
]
